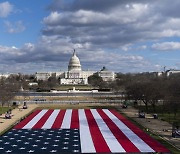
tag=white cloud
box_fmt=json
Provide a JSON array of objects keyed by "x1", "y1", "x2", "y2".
[
  {"x1": 152, "y1": 42, "x2": 180, "y2": 51},
  {"x1": 4, "y1": 20, "x2": 26, "y2": 33},
  {"x1": 0, "y1": 1, "x2": 13, "y2": 18}
]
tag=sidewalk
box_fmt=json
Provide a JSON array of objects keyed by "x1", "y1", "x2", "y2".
[
  {"x1": 118, "y1": 106, "x2": 180, "y2": 150},
  {"x1": 0, "y1": 104, "x2": 38, "y2": 135}
]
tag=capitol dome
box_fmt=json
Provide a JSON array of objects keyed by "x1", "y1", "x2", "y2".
[{"x1": 68, "y1": 50, "x2": 81, "y2": 71}]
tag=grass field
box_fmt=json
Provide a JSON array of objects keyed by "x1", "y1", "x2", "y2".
[
  {"x1": 0, "y1": 107, "x2": 12, "y2": 114},
  {"x1": 54, "y1": 84, "x2": 95, "y2": 91},
  {"x1": 134, "y1": 105, "x2": 180, "y2": 125}
]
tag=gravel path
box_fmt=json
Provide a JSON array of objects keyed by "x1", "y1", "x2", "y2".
[{"x1": 0, "y1": 104, "x2": 38, "y2": 134}]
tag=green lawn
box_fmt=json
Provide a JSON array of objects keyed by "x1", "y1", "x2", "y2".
[
  {"x1": 0, "y1": 107, "x2": 11, "y2": 114},
  {"x1": 134, "y1": 105, "x2": 180, "y2": 125}
]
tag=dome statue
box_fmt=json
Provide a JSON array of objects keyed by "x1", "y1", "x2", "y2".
[{"x1": 68, "y1": 49, "x2": 81, "y2": 71}]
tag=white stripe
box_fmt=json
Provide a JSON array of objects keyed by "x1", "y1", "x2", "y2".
[
  {"x1": 61, "y1": 109, "x2": 72, "y2": 129},
  {"x1": 79, "y1": 109, "x2": 96, "y2": 153},
  {"x1": 42, "y1": 109, "x2": 60, "y2": 129},
  {"x1": 90, "y1": 109, "x2": 126, "y2": 153},
  {"x1": 23, "y1": 110, "x2": 48, "y2": 129},
  {"x1": 103, "y1": 109, "x2": 155, "y2": 153}
]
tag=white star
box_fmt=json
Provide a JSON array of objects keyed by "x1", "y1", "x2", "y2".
[
  {"x1": 32, "y1": 144, "x2": 38, "y2": 147},
  {"x1": 73, "y1": 139, "x2": 78, "y2": 141},
  {"x1": 34, "y1": 131, "x2": 38, "y2": 132},
  {"x1": 50, "y1": 130, "x2": 54, "y2": 132},
  {"x1": 62, "y1": 147, "x2": 68, "y2": 150},
  {"x1": 24, "y1": 142, "x2": 29, "y2": 144},
  {"x1": 18, "y1": 130, "x2": 22, "y2": 132},
  {"x1": 74, "y1": 135, "x2": 78, "y2": 138},
  {"x1": 41, "y1": 132, "x2": 45, "y2": 134},
  {"x1": 0, "y1": 147, "x2": 4, "y2": 150},
  {"x1": 63, "y1": 142, "x2": 69, "y2": 144},
  {"x1": 17, "y1": 140, "x2": 21, "y2": 142},
  {"x1": 28, "y1": 138, "x2": 33, "y2": 140},
  {"x1": 73, "y1": 144, "x2": 79, "y2": 147},
  {"x1": 41, "y1": 147, "x2": 47, "y2": 150},
  {"x1": 4, "y1": 142, "x2": 10, "y2": 144},
  {"x1": 24, "y1": 132, "x2": 29, "y2": 134},
  {"x1": 65, "y1": 134, "x2": 70, "y2": 136},
  {"x1": 46, "y1": 138, "x2": 51, "y2": 140},
  {"x1": 31, "y1": 134, "x2": 35, "y2": 136},
  {"x1": 21, "y1": 136, "x2": 25, "y2": 138},
  {"x1": 19, "y1": 147, "x2": 25, "y2": 150},
  {"x1": 3, "y1": 136, "x2": 8, "y2": 138},
  {"x1": 50, "y1": 150, "x2": 57, "y2": 153},
  {"x1": 56, "y1": 136, "x2": 61, "y2": 138},
  {"x1": 52, "y1": 144, "x2": 58, "y2": 147},
  {"x1": 10, "y1": 138, "x2": 14, "y2": 140},
  {"x1": 54, "y1": 140, "x2": 59, "y2": 142},
  {"x1": 48, "y1": 134, "x2": 53, "y2": 136},
  {"x1": 73, "y1": 150, "x2": 79, "y2": 153},
  {"x1": 0, "y1": 140, "x2": 2, "y2": 142},
  {"x1": 28, "y1": 150, "x2": 34, "y2": 153},
  {"x1": 38, "y1": 136, "x2": 43, "y2": 138},
  {"x1": 14, "y1": 134, "x2": 19, "y2": 136},
  {"x1": 6, "y1": 150, "x2": 12, "y2": 153},
  {"x1": 44, "y1": 142, "x2": 49, "y2": 144},
  {"x1": 64, "y1": 138, "x2": 69, "y2": 140},
  {"x1": 12, "y1": 145, "x2": 17, "y2": 147},
  {"x1": 35, "y1": 140, "x2": 40, "y2": 142}
]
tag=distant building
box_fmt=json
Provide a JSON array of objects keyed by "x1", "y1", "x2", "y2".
[
  {"x1": 35, "y1": 50, "x2": 115, "y2": 84},
  {"x1": 98, "y1": 66, "x2": 115, "y2": 81},
  {"x1": 166, "y1": 69, "x2": 180, "y2": 76}
]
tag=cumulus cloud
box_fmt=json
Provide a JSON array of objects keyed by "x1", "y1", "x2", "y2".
[
  {"x1": 1, "y1": 0, "x2": 180, "y2": 73},
  {"x1": 0, "y1": 1, "x2": 13, "y2": 18},
  {"x1": 4, "y1": 20, "x2": 26, "y2": 33},
  {"x1": 152, "y1": 42, "x2": 180, "y2": 51}
]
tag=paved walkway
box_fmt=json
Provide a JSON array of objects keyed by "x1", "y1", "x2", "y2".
[
  {"x1": 118, "y1": 106, "x2": 180, "y2": 150},
  {"x1": 0, "y1": 104, "x2": 38, "y2": 135}
]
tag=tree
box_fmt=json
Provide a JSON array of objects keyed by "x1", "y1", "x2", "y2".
[
  {"x1": 0, "y1": 77, "x2": 20, "y2": 107},
  {"x1": 88, "y1": 73, "x2": 104, "y2": 88}
]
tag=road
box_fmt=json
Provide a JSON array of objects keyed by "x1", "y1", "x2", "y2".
[{"x1": 16, "y1": 91, "x2": 123, "y2": 98}]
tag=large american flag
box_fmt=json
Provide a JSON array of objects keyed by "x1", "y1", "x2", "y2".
[{"x1": 0, "y1": 109, "x2": 169, "y2": 153}]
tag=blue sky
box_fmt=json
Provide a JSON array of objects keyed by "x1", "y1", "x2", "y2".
[{"x1": 1, "y1": 0, "x2": 180, "y2": 73}]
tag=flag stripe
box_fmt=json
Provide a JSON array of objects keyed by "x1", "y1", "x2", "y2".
[
  {"x1": 79, "y1": 109, "x2": 96, "y2": 153},
  {"x1": 85, "y1": 109, "x2": 111, "y2": 153},
  {"x1": 14, "y1": 110, "x2": 41, "y2": 129},
  {"x1": 91, "y1": 109, "x2": 126, "y2": 153},
  {"x1": 23, "y1": 110, "x2": 48, "y2": 129},
  {"x1": 70, "y1": 109, "x2": 79, "y2": 129},
  {"x1": 61, "y1": 109, "x2": 72, "y2": 129},
  {"x1": 98, "y1": 109, "x2": 140, "y2": 153},
  {"x1": 102, "y1": 109, "x2": 153, "y2": 152},
  {"x1": 51, "y1": 109, "x2": 66, "y2": 129},
  {"x1": 110, "y1": 110, "x2": 169, "y2": 153},
  {"x1": 32, "y1": 109, "x2": 54, "y2": 129},
  {"x1": 42, "y1": 109, "x2": 60, "y2": 129}
]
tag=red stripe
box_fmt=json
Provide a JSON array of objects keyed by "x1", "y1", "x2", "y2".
[
  {"x1": 97, "y1": 109, "x2": 140, "y2": 153},
  {"x1": 70, "y1": 110, "x2": 79, "y2": 129},
  {"x1": 32, "y1": 110, "x2": 54, "y2": 129},
  {"x1": 85, "y1": 109, "x2": 111, "y2": 153},
  {"x1": 14, "y1": 110, "x2": 41, "y2": 129},
  {"x1": 51, "y1": 110, "x2": 66, "y2": 129},
  {"x1": 110, "y1": 110, "x2": 170, "y2": 153}
]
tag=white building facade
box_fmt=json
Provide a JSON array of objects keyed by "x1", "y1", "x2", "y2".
[{"x1": 35, "y1": 50, "x2": 115, "y2": 84}]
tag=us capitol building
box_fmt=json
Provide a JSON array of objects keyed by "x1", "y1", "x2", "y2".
[{"x1": 35, "y1": 50, "x2": 115, "y2": 85}]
